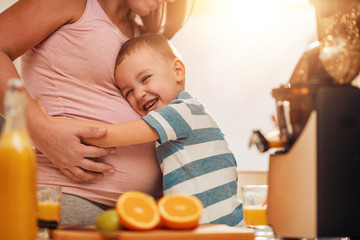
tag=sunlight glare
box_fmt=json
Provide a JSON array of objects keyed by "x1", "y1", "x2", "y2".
[{"x1": 193, "y1": 0, "x2": 312, "y2": 16}]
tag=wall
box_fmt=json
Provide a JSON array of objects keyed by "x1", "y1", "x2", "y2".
[
  {"x1": 1, "y1": 0, "x2": 318, "y2": 171},
  {"x1": 237, "y1": 171, "x2": 268, "y2": 200},
  {"x1": 0, "y1": 0, "x2": 16, "y2": 10},
  {"x1": 171, "y1": 0, "x2": 317, "y2": 171}
]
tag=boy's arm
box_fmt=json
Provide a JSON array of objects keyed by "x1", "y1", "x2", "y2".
[
  {"x1": 53, "y1": 117, "x2": 159, "y2": 147},
  {"x1": 87, "y1": 119, "x2": 159, "y2": 147},
  {"x1": 36, "y1": 99, "x2": 159, "y2": 147}
]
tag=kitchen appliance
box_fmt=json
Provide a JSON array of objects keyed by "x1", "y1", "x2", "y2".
[{"x1": 249, "y1": 0, "x2": 360, "y2": 238}]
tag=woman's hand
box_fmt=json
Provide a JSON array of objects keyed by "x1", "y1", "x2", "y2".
[
  {"x1": 40, "y1": 121, "x2": 115, "y2": 182},
  {"x1": 28, "y1": 101, "x2": 115, "y2": 182}
]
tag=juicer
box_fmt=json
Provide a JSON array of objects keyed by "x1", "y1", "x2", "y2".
[{"x1": 249, "y1": 0, "x2": 360, "y2": 238}]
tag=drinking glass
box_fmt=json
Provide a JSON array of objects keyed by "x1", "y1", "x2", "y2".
[
  {"x1": 241, "y1": 185, "x2": 275, "y2": 239},
  {"x1": 37, "y1": 185, "x2": 62, "y2": 239},
  {"x1": 241, "y1": 185, "x2": 268, "y2": 227}
]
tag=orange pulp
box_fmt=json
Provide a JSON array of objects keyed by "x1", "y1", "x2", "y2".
[
  {"x1": 116, "y1": 191, "x2": 160, "y2": 230},
  {"x1": 157, "y1": 194, "x2": 203, "y2": 230}
]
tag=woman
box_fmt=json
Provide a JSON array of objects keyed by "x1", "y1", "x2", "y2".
[{"x1": 0, "y1": 0, "x2": 194, "y2": 225}]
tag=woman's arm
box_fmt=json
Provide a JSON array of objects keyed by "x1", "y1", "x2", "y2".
[{"x1": 0, "y1": 0, "x2": 115, "y2": 182}]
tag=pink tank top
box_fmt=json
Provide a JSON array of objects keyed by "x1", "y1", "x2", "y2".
[{"x1": 21, "y1": 0, "x2": 162, "y2": 206}]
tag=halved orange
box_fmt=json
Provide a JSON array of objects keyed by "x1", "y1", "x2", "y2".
[
  {"x1": 115, "y1": 191, "x2": 160, "y2": 230},
  {"x1": 157, "y1": 194, "x2": 204, "y2": 230}
]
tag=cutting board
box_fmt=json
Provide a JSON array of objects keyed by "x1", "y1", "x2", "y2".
[{"x1": 51, "y1": 224, "x2": 254, "y2": 240}]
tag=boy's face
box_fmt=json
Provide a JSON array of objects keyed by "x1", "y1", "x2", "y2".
[{"x1": 115, "y1": 47, "x2": 185, "y2": 117}]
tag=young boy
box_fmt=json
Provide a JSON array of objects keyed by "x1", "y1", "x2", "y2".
[{"x1": 45, "y1": 34, "x2": 243, "y2": 226}]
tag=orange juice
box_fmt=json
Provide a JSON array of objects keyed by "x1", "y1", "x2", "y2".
[
  {"x1": 38, "y1": 200, "x2": 61, "y2": 222},
  {"x1": 243, "y1": 208, "x2": 267, "y2": 226},
  {"x1": 0, "y1": 131, "x2": 37, "y2": 240}
]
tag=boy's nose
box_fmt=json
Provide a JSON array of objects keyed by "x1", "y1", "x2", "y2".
[{"x1": 134, "y1": 88, "x2": 146, "y2": 100}]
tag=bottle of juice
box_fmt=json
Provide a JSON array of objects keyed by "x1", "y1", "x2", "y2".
[{"x1": 0, "y1": 79, "x2": 37, "y2": 239}]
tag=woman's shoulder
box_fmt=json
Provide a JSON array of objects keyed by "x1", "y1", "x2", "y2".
[
  {"x1": 59, "y1": 0, "x2": 88, "y2": 24},
  {"x1": 34, "y1": 0, "x2": 87, "y2": 24},
  {"x1": 16, "y1": 0, "x2": 87, "y2": 24},
  {"x1": 0, "y1": 0, "x2": 88, "y2": 59}
]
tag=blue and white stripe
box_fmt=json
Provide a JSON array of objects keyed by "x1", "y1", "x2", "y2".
[{"x1": 142, "y1": 91, "x2": 243, "y2": 227}]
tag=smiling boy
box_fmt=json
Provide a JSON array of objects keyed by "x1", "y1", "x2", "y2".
[{"x1": 45, "y1": 33, "x2": 243, "y2": 226}]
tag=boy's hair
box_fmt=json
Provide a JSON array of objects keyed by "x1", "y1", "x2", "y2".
[{"x1": 115, "y1": 33, "x2": 182, "y2": 67}]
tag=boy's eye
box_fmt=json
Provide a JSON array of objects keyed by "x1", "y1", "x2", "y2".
[
  {"x1": 124, "y1": 89, "x2": 133, "y2": 99},
  {"x1": 141, "y1": 75, "x2": 151, "y2": 82}
]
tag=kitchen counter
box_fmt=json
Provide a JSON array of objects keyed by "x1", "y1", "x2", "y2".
[{"x1": 50, "y1": 224, "x2": 254, "y2": 240}]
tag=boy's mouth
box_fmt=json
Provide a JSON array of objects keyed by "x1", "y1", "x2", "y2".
[{"x1": 143, "y1": 98, "x2": 159, "y2": 112}]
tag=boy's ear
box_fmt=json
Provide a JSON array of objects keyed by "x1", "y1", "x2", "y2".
[{"x1": 173, "y1": 58, "x2": 186, "y2": 83}]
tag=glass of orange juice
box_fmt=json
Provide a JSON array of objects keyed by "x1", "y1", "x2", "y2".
[
  {"x1": 241, "y1": 185, "x2": 268, "y2": 227},
  {"x1": 37, "y1": 185, "x2": 62, "y2": 239}
]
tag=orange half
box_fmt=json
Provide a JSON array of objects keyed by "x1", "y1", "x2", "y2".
[
  {"x1": 157, "y1": 194, "x2": 203, "y2": 230},
  {"x1": 116, "y1": 191, "x2": 160, "y2": 230}
]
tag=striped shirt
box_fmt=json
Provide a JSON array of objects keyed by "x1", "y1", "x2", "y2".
[{"x1": 142, "y1": 91, "x2": 243, "y2": 226}]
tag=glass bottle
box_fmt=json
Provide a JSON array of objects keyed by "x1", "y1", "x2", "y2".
[{"x1": 0, "y1": 78, "x2": 37, "y2": 239}]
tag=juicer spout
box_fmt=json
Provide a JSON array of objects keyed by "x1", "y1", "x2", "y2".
[{"x1": 249, "y1": 129, "x2": 286, "y2": 153}]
